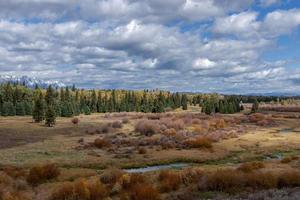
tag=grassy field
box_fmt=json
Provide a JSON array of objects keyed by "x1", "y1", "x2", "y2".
[{"x1": 0, "y1": 109, "x2": 299, "y2": 199}]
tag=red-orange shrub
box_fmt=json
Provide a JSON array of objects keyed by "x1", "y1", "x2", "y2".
[
  {"x1": 158, "y1": 170, "x2": 181, "y2": 192},
  {"x1": 186, "y1": 137, "x2": 213, "y2": 149},
  {"x1": 27, "y1": 164, "x2": 60, "y2": 186},
  {"x1": 129, "y1": 184, "x2": 160, "y2": 200},
  {"x1": 94, "y1": 138, "x2": 111, "y2": 149},
  {"x1": 71, "y1": 118, "x2": 79, "y2": 125},
  {"x1": 237, "y1": 162, "x2": 265, "y2": 173}
]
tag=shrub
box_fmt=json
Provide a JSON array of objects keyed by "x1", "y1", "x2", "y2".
[
  {"x1": 100, "y1": 168, "x2": 123, "y2": 185},
  {"x1": 71, "y1": 118, "x2": 79, "y2": 125},
  {"x1": 122, "y1": 173, "x2": 146, "y2": 190},
  {"x1": 97, "y1": 123, "x2": 111, "y2": 134},
  {"x1": 148, "y1": 114, "x2": 161, "y2": 120},
  {"x1": 135, "y1": 120, "x2": 159, "y2": 136},
  {"x1": 215, "y1": 118, "x2": 226, "y2": 129},
  {"x1": 158, "y1": 170, "x2": 182, "y2": 192},
  {"x1": 88, "y1": 180, "x2": 109, "y2": 200},
  {"x1": 129, "y1": 184, "x2": 160, "y2": 200},
  {"x1": 186, "y1": 137, "x2": 213, "y2": 149},
  {"x1": 122, "y1": 118, "x2": 130, "y2": 124},
  {"x1": 181, "y1": 168, "x2": 204, "y2": 184},
  {"x1": 162, "y1": 128, "x2": 177, "y2": 137},
  {"x1": 281, "y1": 156, "x2": 298, "y2": 163},
  {"x1": 160, "y1": 118, "x2": 184, "y2": 130},
  {"x1": 2, "y1": 166, "x2": 26, "y2": 178},
  {"x1": 94, "y1": 138, "x2": 111, "y2": 149},
  {"x1": 112, "y1": 121, "x2": 123, "y2": 128},
  {"x1": 201, "y1": 169, "x2": 244, "y2": 192},
  {"x1": 27, "y1": 164, "x2": 60, "y2": 186},
  {"x1": 277, "y1": 170, "x2": 300, "y2": 188},
  {"x1": 50, "y1": 182, "x2": 74, "y2": 200},
  {"x1": 73, "y1": 179, "x2": 90, "y2": 200},
  {"x1": 248, "y1": 113, "x2": 265, "y2": 123},
  {"x1": 237, "y1": 162, "x2": 265, "y2": 173},
  {"x1": 138, "y1": 147, "x2": 147, "y2": 154},
  {"x1": 244, "y1": 172, "x2": 277, "y2": 189},
  {"x1": 50, "y1": 179, "x2": 109, "y2": 200}
]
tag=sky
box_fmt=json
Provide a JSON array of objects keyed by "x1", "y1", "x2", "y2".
[{"x1": 0, "y1": 0, "x2": 300, "y2": 94}]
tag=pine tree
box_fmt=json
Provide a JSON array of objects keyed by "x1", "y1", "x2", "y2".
[
  {"x1": 16, "y1": 102, "x2": 25, "y2": 116},
  {"x1": 45, "y1": 105, "x2": 56, "y2": 127},
  {"x1": 251, "y1": 99, "x2": 259, "y2": 113},
  {"x1": 90, "y1": 90, "x2": 97, "y2": 112},
  {"x1": 181, "y1": 94, "x2": 188, "y2": 110},
  {"x1": 2, "y1": 101, "x2": 16, "y2": 116},
  {"x1": 33, "y1": 92, "x2": 45, "y2": 122},
  {"x1": 45, "y1": 85, "x2": 57, "y2": 127}
]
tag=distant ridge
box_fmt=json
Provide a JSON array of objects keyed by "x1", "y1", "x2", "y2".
[{"x1": 0, "y1": 75, "x2": 65, "y2": 89}]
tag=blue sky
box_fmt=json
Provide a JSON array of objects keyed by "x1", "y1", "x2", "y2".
[{"x1": 0, "y1": 0, "x2": 300, "y2": 94}]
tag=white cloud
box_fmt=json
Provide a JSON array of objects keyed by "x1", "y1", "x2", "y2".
[{"x1": 0, "y1": 0, "x2": 299, "y2": 93}]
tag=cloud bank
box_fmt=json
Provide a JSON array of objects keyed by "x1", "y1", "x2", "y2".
[{"x1": 0, "y1": 0, "x2": 300, "y2": 93}]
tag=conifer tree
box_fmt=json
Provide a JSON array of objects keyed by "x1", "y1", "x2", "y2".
[
  {"x1": 2, "y1": 101, "x2": 16, "y2": 116},
  {"x1": 45, "y1": 105, "x2": 56, "y2": 127},
  {"x1": 16, "y1": 102, "x2": 25, "y2": 116},
  {"x1": 181, "y1": 94, "x2": 188, "y2": 110},
  {"x1": 251, "y1": 99, "x2": 259, "y2": 113},
  {"x1": 33, "y1": 92, "x2": 45, "y2": 122},
  {"x1": 45, "y1": 85, "x2": 56, "y2": 127}
]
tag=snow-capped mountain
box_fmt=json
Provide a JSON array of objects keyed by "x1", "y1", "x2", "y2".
[{"x1": 0, "y1": 75, "x2": 66, "y2": 89}]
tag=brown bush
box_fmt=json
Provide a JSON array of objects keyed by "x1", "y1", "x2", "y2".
[
  {"x1": 97, "y1": 123, "x2": 111, "y2": 134},
  {"x1": 0, "y1": 172, "x2": 13, "y2": 185},
  {"x1": 181, "y1": 168, "x2": 204, "y2": 184},
  {"x1": 26, "y1": 164, "x2": 60, "y2": 186},
  {"x1": 237, "y1": 162, "x2": 265, "y2": 173},
  {"x1": 73, "y1": 179, "x2": 90, "y2": 199},
  {"x1": 88, "y1": 180, "x2": 109, "y2": 200},
  {"x1": 162, "y1": 128, "x2": 177, "y2": 137},
  {"x1": 193, "y1": 125, "x2": 206, "y2": 135},
  {"x1": 244, "y1": 172, "x2": 278, "y2": 189},
  {"x1": 50, "y1": 182, "x2": 74, "y2": 200},
  {"x1": 129, "y1": 184, "x2": 160, "y2": 200},
  {"x1": 100, "y1": 168, "x2": 123, "y2": 185},
  {"x1": 135, "y1": 120, "x2": 160, "y2": 136},
  {"x1": 2, "y1": 166, "x2": 26, "y2": 178},
  {"x1": 112, "y1": 121, "x2": 123, "y2": 128},
  {"x1": 160, "y1": 118, "x2": 184, "y2": 130},
  {"x1": 122, "y1": 173, "x2": 146, "y2": 190},
  {"x1": 138, "y1": 147, "x2": 147, "y2": 154},
  {"x1": 71, "y1": 118, "x2": 79, "y2": 125},
  {"x1": 94, "y1": 138, "x2": 111, "y2": 149},
  {"x1": 215, "y1": 118, "x2": 226, "y2": 129},
  {"x1": 277, "y1": 170, "x2": 300, "y2": 188},
  {"x1": 148, "y1": 114, "x2": 160, "y2": 120},
  {"x1": 202, "y1": 169, "x2": 244, "y2": 192},
  {"x1": 186, "y1": 137, "x2": 213, "y2": 149},
  {"x1": 191, "y1": 118, "x2": 201, "y2": 125},
  {"x1": 122, "y1": 118, "x2": 130, "y2": 124},
  {"x1": 1, "y1": 191, "x2": 31, "y2": 200},
  {"x1": 248, "y1": 113, "x2": 265, "y2": 123},
  {"x1": 50, "y1": 179, "x2": 108, "y2": 200},
  {"x1": 158, "y1": 170, "x2": 182, "y2": 192},
  {"x1": 281, "y1": 156, "x2": 298, "y2": 163}
]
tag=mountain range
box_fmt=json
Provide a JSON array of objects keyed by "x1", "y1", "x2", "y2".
[{"x1": 0, "y1": 75, "x2": 65, "y2": 89}]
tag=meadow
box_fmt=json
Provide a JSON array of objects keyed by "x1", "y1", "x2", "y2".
[{"x1": 0, "y1": 105, "x2": 299, "y2": 200}]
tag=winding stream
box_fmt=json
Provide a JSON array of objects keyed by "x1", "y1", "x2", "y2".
[{"x1": 124, "y1": 163, "x2": 190, "y2": 173}]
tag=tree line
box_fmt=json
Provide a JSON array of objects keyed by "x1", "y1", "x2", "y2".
[{"x1": 0, "y1": 83, "x2": 189, "y2": 125}]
